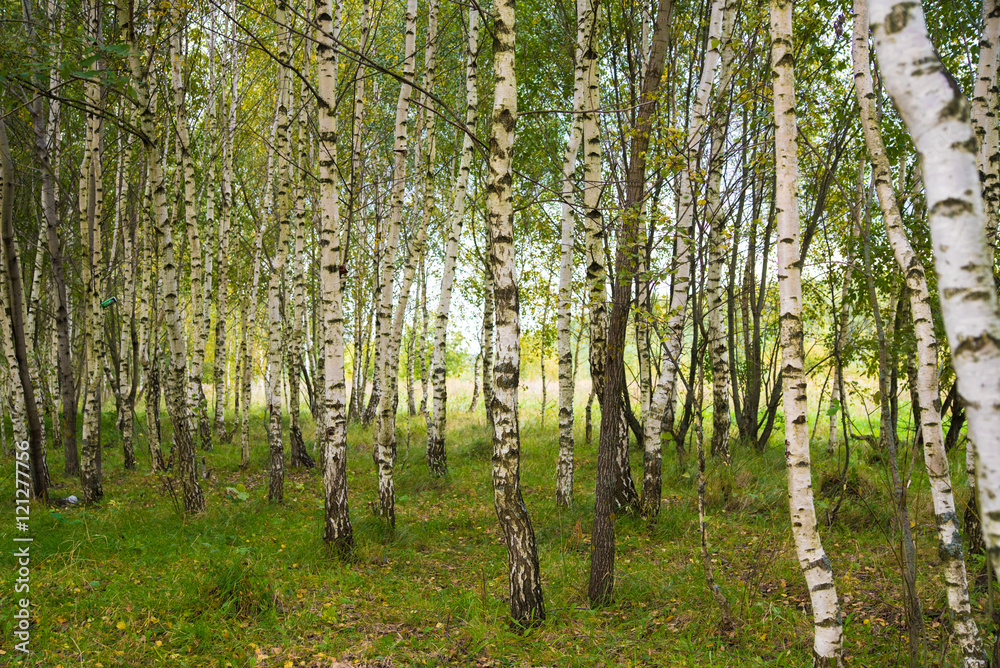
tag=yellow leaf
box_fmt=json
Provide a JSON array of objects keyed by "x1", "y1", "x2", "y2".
[{"x1": 116, "y1": 621, "x2": 127, "y2": 630}]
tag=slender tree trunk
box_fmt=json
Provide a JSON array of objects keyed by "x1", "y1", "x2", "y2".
[
  {"x1": 289, "y1": 41, "x2": 316, "y2": 470},
  {"x1": 972, "y1": 0, "x2": 1000, "y2": 247},
  {"x1": 468, "y1": 351, "x2": 481, "y2": 412},
  {"x1": 130, "y1": 0, "x2": 203, "y2": 512},
  {"x1": 871, "y1": 0, "x2": 1000, "y2": 585},
  {"x1": 79, "y1": 3, "x2": 105, "y2": 502},
  {"x1": 316, "y1": 0, "x2": 353, "y2": 555},
  {"x1": 482, "y1": 261, "x2": 495, "y2": 439},
  {"x1": 853, "y1": 5, "x2": 983, "y2": 662},
  {"x1": 427, "y1": 5, "x2": 479, "y2": 476},
  {"x1": 372, "y1": 0, "x2": 419, "y2": 525},
  {"x1": 266, "y1": 0, "x2": 294, "y2": 501},
  {"x1": 772, "y1": 1, "x2": 843, "y2": 662},
  {"x1": 590, "y1": 0, "x2": 672, "y2": 602},
  {"x1": 169, "y1": 4, "x2": 211, "y2": 452},
  {"x1": 116, "y1": 126, "x2": 138, "y2": 471},
  {"x1": 213, "y1": 17, "x2": 237, "y2": 444},
  {"x1": 0, "y1": 122, "x2": 47, "y2": 500},
  {"x1": 642, "y1": 0, "x2": 725, "y2": 518},
  {"x1": 704, "y1": 1, "x2": 736, "y2": 461},
  {"x1": 556, "y1": 51, "x2": 582, "y2": 505},
  {"x1": 487, "y1": 0, "x2": 545, "y2": 626}
]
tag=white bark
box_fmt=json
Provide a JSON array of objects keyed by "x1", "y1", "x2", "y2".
[
  {"x1": 773, "y1": 1, "x2": 843, "y2": 663},
  {"x1": 427, "y1": 4, "x2": 479, "y2": 476},
  {"x1": 372, "y1": 0, "x2": 419, "y2": 525},
  {"x1": 871, "y1": 0, "x2": 1000, "y2": 594},
  {"x1": 972, "y1": 0, "x2": 1000, "y2": 246},
  {"x1": 316, "y1": 0, "x2": 352, "y2": 552},
  {"x1": 169, "y1": 5, "x2": 211, "y2": 451},
  {"x1": 643, "y1": 0, "x2": 727, "y2": 516},
  {"x1": 556, "y1": 14, "x2": 585, "y2": 506},
  {"x1": 853, "y1": 4, "x2": 983, "y2": 663},
  {"x1": 487, "y1": 0, "x2": 545, "y2": 626}
]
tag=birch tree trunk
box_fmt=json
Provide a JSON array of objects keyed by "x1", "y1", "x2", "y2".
[
  {"x1": 266, "y1": 0, "x2": 294, "y2": 502},
  {"x1": 642, "y1": 0, "x2": 726, "y2": 518},
  {"x1": 427, "y1": 4, "x2": 479, "y2": 476},
  {"x1": 556, "y1": 46, "x2": 583, "y2": 506},
  {"x1": 372, "y1": 0, "x2": 419, "y2": 525},
  {"x1": 870, "y1": 0, "x2": 1000, "y2": 602},
  {"x1": 289, "y1": 40, "x2": 316, "y2": 470},
  {"x1": 0, "y1": 122, "x2": 47, "y2": 499},
  {"x1": 169, "y1": 5, "x2": 211, "y2": 452},
  {"x1": 32, "y1": 0, "x2": 75, "y2": 476},
  {"x1": 213, "y1": 13, "x2": 238, "y2": 443},
  {"x1": 581, "y1": 0, "x2": 607, "y2": 408},
  {"x1": 116, "y1": 126, "x2": 138, "y2": 471},
  {"x1": 487, "y1": 0, "x2": 545, "y2": 626},
  {"x1": 704, "y1": 1, "x2": 737, "y2": 461},
  {"x1": 79, "y1": 2, "x2": 105, "y2": 502},
  {"x1": 347, "y1": 0, "x2": 372, "y2": 426},
  {"x1": 972, "y1": 0, "x2": 1000, "y2": 246},
  {"x1": 128, "y1": 0, "x2": 203, "y2": 512},
  {"x1": 853, "y1": 4, "x2": 983, "y2": 663},
  {"x1": 316, "y1": 0, "x2": 353, "y2": 554},
  {"x1": 772, "y1": 0, "x2": 843, "y2": 662},
  {"x1": 482, "y1": 261, "x2": 495, "y2": 439}
]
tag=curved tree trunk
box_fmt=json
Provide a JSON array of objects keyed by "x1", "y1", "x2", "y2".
[
  {"x1": 642, "y1": 0, "x2": 725, "y2": 518},
  {"x1": 427, "y1": 4, "x2": 479, "y2": 476},
  {"x1": 853, "y1": 4, "x2": 983, "y2": 663},
  {"x1": 372, "y1": 0, "x2": 419, "y2": 526},
  {"x1": 870, "y1": 0, "x2": 1000, "y2": 605}
]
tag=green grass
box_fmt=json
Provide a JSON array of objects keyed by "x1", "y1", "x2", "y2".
[{"x1": 0, "y1": 398, "x2": 991, "y2": 667}]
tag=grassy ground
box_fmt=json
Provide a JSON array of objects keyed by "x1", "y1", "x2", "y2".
[{"x1": 0, "y1": 393, "x2": 993, "y2": 666}]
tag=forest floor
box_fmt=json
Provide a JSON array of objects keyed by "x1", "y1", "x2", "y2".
[{"x1": 0, "y1": 391, "x2": 994, "y2": 666}]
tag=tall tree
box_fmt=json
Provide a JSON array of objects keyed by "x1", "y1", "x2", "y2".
[
  {"x1": 870, "y1": 0, "x2": 1000, "y2": 586},
  {"x1": 487, "y1": 0, "x2": 546, "y2": 627},
  {"x1": 427, "y1": 4, "x2": 480, "y2": 477},
  {"x1": 316, "y1": 0, "x2": 352, "y2": 554},
  {"x1": 772, "y1": 0, "x2": 843, "y2": 663},
  {"x1": 589, "y1": 0, "x2": 672, "y2": 605},
  {"x1": 853, "y1": 3, "x2": 983, "y2": 663}
]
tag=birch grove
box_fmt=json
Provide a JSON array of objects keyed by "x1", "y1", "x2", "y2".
[{"x1": 4, "y1": 0, "x2": 1000, "y2": 661}]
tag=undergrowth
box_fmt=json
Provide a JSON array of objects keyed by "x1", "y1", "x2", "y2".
[{"x1": 0, "y1": 397, "x2": 991, "y2": 667}]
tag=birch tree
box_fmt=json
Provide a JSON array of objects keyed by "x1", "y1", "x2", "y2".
[
  {"x1": 266, "y1": 0, "x2": 294, "y2": 502},
  {"x1": 772, "y1": 0, "x2": 843, "y2": 662},
  {"x1": 372, "y1": 0, "x2": 419, "y2": 525},
  {"x1": 169, "y1": 3, "x2": 211, "y2": 452},
  {"x1": 642, "y1": 0, "x2": 727, "y2": 518},
  {"x1": 316, "y1": 0, "x2": 353, "y2": 554},
  {"x1": 870, "y1": 0, "x2": 1000, "y2": 589},
  {"x1": 555, "y1": 8, "x2": 585, "y2": 506},
  {"x1": 853, "y1": 3, "x2": 983, "y2": 662},
  {"x1": 427, "y1": 4, "x2": 479, "y2": 477},
  {"x1": 487, "y1": 0, "x2": 546, "y2": 627},
  {"x1": 78, "y1": 0, "x2": 105, "y2": 502}
]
